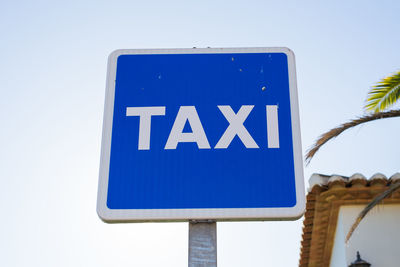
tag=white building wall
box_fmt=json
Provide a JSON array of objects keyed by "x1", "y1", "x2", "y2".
[
  {"x1": 329, "y1": 211, "x2": 346, "y2": 267},
  {"x1": 329, "y1": 204, "x2": 400, "y2": 266}
]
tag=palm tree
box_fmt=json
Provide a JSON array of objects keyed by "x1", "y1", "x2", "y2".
[{"x1": 305, "y1": 70, "x2": 400, "y2": 242}]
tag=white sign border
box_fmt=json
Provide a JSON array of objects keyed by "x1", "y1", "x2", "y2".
[{"x1": 97, "y1": 47, "x2": 305, "y2": 223}]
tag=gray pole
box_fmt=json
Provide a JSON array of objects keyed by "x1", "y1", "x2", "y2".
[{"x1": 188, "y1": 220, "x2": 217, "y2": 267}]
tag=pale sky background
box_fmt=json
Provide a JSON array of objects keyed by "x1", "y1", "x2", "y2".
[{"x1": 1, "y1": 1, "x2": 399, "y2": 266}]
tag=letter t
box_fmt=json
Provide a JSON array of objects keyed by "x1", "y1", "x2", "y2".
[{"x1": 126, "y1": 107, "x2": 166, "y2": 150}]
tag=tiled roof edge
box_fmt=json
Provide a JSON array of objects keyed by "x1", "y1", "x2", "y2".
[{"x1": 308, "y1": 172, "x2": 400, "y2": 190}]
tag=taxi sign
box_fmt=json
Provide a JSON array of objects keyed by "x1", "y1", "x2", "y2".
[{"x1": 97, "y1": 47, "x2": 305, "y2": 222}]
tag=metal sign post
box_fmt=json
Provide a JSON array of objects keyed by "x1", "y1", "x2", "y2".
[{"x1": 189, "y1": 220, "x2": 217, "y2": 267}]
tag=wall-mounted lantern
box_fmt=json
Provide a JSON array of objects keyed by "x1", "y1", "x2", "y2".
[{"x1": 349, "y1": 251, "x2": 371, "y2": 267}]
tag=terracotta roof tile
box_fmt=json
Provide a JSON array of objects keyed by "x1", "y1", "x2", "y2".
[
  {"x1": 389, "y1": 172, "x2": 400, "y2": 182},
  {"x1": 370, "y1": 172, "x2": 387, "y2": 180},
  {"x1": 349, "y1": 173, "x2": 366, "y2": 181}
]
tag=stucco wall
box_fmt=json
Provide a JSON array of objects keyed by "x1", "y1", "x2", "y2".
[{"x1": 330, "y1": 204, "x2": 400, "y2": 266}]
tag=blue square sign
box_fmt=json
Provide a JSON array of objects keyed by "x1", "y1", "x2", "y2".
[{"x1": 97, "y1": 48, "x2": 305, "y2": 222}]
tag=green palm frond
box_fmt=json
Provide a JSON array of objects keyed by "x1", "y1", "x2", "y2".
[{"x1": 365, "y1": 71, "x2": 400, "y2": 112}]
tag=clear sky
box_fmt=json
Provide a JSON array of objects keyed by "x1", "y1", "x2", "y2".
[{"x1": 1, "y1": 1, "x2": 399, "y2": 266}]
